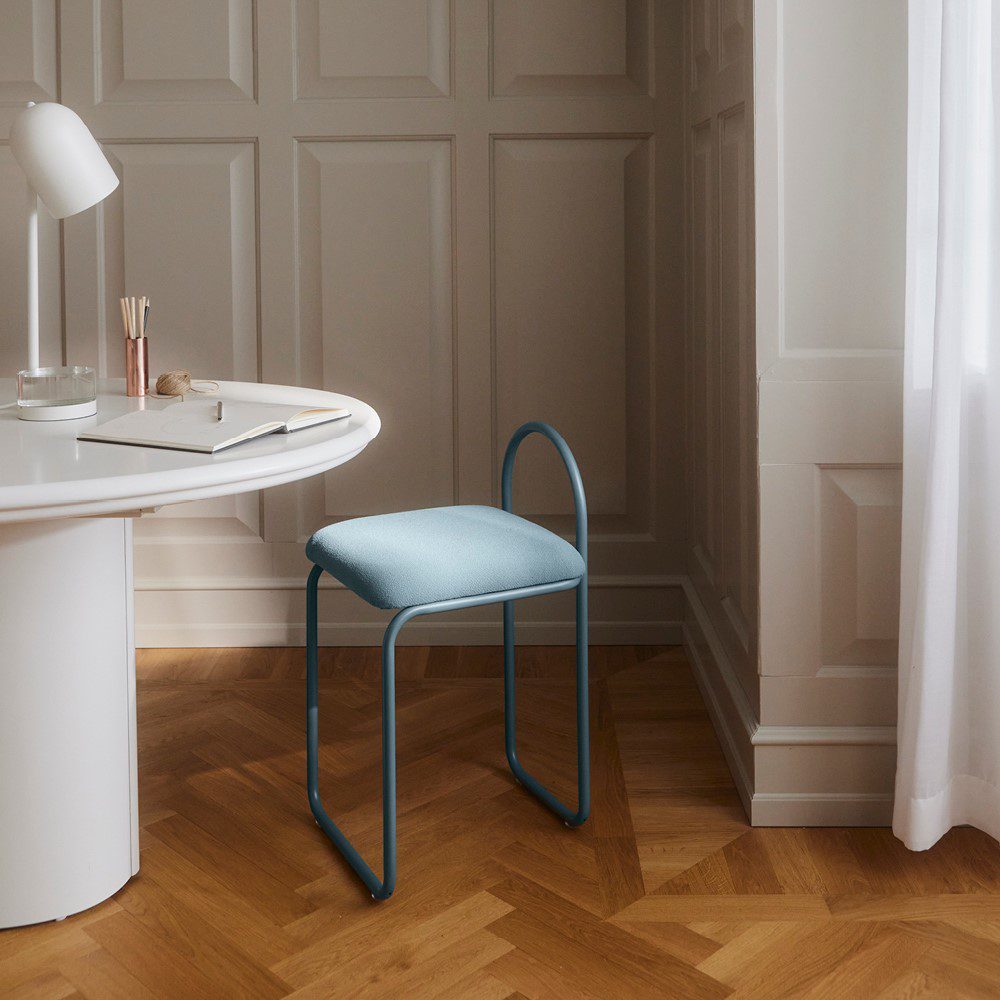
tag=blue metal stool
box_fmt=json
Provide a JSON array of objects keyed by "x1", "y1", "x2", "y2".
[{"x1": 304, "y1": 422, "x2": 589, "y2": 899}]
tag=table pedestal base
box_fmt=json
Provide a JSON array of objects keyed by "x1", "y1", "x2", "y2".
[{"x1": 0, "y1": 518, "x2": 138, "y2": 929}]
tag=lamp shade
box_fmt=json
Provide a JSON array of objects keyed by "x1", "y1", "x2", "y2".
[{"x1": 10, "y1": 102, "x2": 118, "y2": 219}]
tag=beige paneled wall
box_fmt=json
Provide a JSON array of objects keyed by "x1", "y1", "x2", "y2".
[
  {"x1": 681, "y1": 0, "x2": 759, "y2": 815},
  {"x1": 1, "y1": 1, "x2": 688, "y2": 645}
]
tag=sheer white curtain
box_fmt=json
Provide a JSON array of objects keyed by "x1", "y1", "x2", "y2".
[{"x1": 894, "y1": 0, "x2": 1000, "y2": 850}]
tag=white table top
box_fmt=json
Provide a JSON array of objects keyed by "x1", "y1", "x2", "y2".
[{"x1": 0, "y1": 380, "x2": 380, "y2": 523}]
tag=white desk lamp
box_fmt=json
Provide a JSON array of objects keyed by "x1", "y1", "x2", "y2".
[{"x1": 10, "y1": 102, "x2": 119, "y2": 420}]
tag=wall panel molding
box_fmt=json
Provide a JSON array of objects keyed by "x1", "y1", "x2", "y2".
[
  {"x1": 63, "y1": 140, "x2": 261, "y2": 544},
  {"x1": 759, "y1": 461, "x2": 902, "y2": 680},
  {"x1": 490, "y1": 0, "x2": 650, "y2": 97},
  {"x1": 682, "y1": 573, "x2": 897, "y2": 827},
  {"x1": 491, "y1": 134, "x2": 652, "y2": 535},
  {"x1": 97, "y1": 0, "x2": 256, "y2": 104},
  {"x1": 295, "y1": 0, "x2": 451, "y2": 99},
  {"x1": 63, "y1": 140, "x2": 258, "y2": 383},
  {"x1": 684, "y1": 0, "x2": 757, "y2": 727},
  {"x1": 0, "y1": 0, "x2": 57, "y2": 106},
  {"x1": 755, "y1": 0, "x2": 905, "y2": 382},
  {"x1": 294, "y1": 137, "x2": 455, "y2": 535},
  {"x1": 135, "y1": 577, "x2": 687, "y2": 647}
]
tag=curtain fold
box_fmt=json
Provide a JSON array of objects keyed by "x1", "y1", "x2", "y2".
[{"x1": 894, "y1": 0, "x2": 1000, "y2": 850}]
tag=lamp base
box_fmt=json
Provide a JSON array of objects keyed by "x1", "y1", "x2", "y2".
[
  {"x1": 17, "y1": 365, "x2": 97, "y2": 421},
  {"x1": 17, "y1": 399, "x2": 97, "y2": 421}
]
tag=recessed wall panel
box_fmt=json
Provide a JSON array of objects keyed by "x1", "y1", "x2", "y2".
[
  {"x1": 760, "y1": 463, "x2": 902, "y2": 677},
  {"x1": 297, "y1": 139, "x2": 454, "y2": 519},
  {"x1": 781, "y1": 0, "x2": 905, "y2": 351},
  {"x1": 59, "y1": 142, "x2": 261, "y2": 538},
  {"x1": 720, "y1": 105, "x2": 754, "y2": 639},
  {"x1": 0, "y1": 0, "x2": 56, "y2": 104},
  {"x1": 296, "y1": 0, "x2": 450, "y2": 98},
  {"x1": 492, "y1": 136, "x2": 650, "y2": 522},
  {"x1": 97, "y1": 143, "x2": 258, "y2": 382},
  {"x1": 820, "y1": 467, "x2": 902, "y2": 668},
  {"x1": 492, "y1": 0, "x2": 649, "y2": 96},
  {"x1": 688, "y1": 0, "x2": 714, "y2": 93},
  {"x1": 99, "y1": 0, "x2": 255, "y2": 103},
  {"x1": 689, "y1": 120, "x2": 718, "y2": 578},
  {"x1": 719, "y1": 0, "x2": 745, "y2": 69}
]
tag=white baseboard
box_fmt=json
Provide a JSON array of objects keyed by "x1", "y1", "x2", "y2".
[
  {"x1": 753, "y1": 725, "x2": 896, "y2": 746},
  {"x1": 750, "y1": 792, "x2": 893, "y2": 826},
  {"x1": 677, "y1": 578, "x2": 896, "y2": 828},
  {"x1": 136, "y1": 619, "x2": 685, "y2": 648},
  {"x1": 134, "y1": 573, "x2": 686, "y2": 647},
  {"x1": 679, "y1": 585, "x2": 756, "y2": 819}
]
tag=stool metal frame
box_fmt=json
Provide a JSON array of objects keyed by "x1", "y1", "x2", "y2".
[{"x1": 305, "y1": 422, "x2": 589, "y2": 900}]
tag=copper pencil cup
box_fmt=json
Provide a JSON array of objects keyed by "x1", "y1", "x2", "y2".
[{"x1": 125, "y1": 338, "x2": 149, "y2": 397}]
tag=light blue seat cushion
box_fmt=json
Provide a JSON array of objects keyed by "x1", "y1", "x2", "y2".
[{"x1": 306, "y1": 505, "x2": 585, "y2": 610}]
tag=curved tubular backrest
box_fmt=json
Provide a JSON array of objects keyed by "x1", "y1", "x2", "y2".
[{"x1": 501, "y1": 421, "x2": 587, "y2": 564}]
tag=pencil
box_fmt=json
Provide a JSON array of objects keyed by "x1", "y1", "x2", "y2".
[{"x1": 119, "y1": 297, "x2": 129, "y2": 339}]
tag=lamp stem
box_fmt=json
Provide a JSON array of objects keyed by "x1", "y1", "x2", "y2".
[{"x1": 26, "y1": 182, "x2": 39, "y2": 372}]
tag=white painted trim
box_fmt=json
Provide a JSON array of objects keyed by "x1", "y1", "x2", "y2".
[
  {"x1": 679, "y1": 579, "x2": 757, "y2": 818},
  {"x1": 133, "y1": 573, "x2": 688, "y2": 593},
  {"x1": 683, "y1": 578, "x2": 896, "y2": 746},
  {"x1": 677, "y1": 577, "x2": 898, "y2": 829},
  {"x1": 753, "y1": 725, "x2": 897, "y2": 747},
  {"x1": 751, "y1": 791, "x2": 893, "y2": 827},
  {"x1": 753, "y1": 0, "x2": 785, "y2": 378},
  {"x1": 678, "y1": 579, "x2": 758, "y2": 741},
  {"x1": 137, "y1": 620, "x2": 685, "y2": 648},
  {"x1": 682, "y1": 621, "x2": 753, "y2": 819}
]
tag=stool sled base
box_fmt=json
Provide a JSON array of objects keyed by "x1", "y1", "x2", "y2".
[{"x1": 305, "y1": 422, "x2": 589, "y2": 900}]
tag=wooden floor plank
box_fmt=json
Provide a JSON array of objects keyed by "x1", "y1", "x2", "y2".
[
  {"x1": 110, "y1": 874, "x2": 291, "y2": 999},
  {"x1": 281, "y1": 896, "x2": 514, "y2": 998},
  {"x1": 616, "y1": 893, "x2": 832, "y2": 922},
  {"x1": 798, "y1": 927, "x2": 930, "y2": 1000},
  {"x1": 1, "y1": 972, "x2": 79, "y2": 1000},
  {"x1": 828, "y1": 893, "x2": 1000, "y2": 922},
  {"x1": 81, "y1": 912, "x2": 228, "y2": 1000},
  {"x1": 59, "y1": 945, "x2": 179, "y2": 1000}
]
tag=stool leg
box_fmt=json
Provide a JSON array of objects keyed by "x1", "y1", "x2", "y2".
[
  {"x1": 503, "y1": 580, "x2": 590, "y2": 826},
  {"x1": 378, "y1": 616, "x2": 398, "y2": 896},
  {"x1": 305, "y1": 565, "x2": 397, "y2": 900}
]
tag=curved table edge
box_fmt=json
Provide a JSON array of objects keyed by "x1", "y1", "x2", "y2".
[{"x1": 0, "y1": 385, "x2": 380, "y2": 524}]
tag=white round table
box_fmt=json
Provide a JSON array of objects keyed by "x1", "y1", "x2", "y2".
[{"x1": 0, "y1": 379, "x2": 380, "y2": 928}]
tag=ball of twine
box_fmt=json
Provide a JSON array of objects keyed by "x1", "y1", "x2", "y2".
[{"x1": 153, "y1": 370, "x2": 220, "y2": 399}]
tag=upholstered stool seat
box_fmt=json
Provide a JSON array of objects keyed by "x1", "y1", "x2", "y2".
[
  {"x1": 306, "y1": 505, "x2": 585, "y2": 610},
  {"x1": 303, "y1": 422, "x2": 589, "y2": 900}
]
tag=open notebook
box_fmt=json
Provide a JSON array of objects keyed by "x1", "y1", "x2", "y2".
[{"x1": 78, "y1": 398, "x2": 351, "y2": 454}]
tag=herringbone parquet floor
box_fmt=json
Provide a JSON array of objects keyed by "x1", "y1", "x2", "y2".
[{"x1": 3, "y1": 645, "x2": 1000, "y2": 999}]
